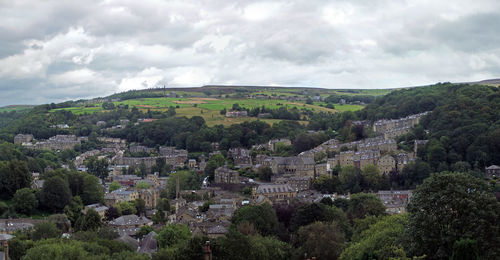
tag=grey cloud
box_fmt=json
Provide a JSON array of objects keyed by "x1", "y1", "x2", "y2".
[{"x1": 0, "y1": 0, "x2": 499, "y2": 106}]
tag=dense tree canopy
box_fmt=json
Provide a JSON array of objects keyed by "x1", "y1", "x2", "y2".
[
  {"x1": 406, "y1": 172, "x2": 500, "y2": 260},
  {"x1": 232, "y1": 203, "x2": 281, "y2": 237},
  {"x1": 41, "y1": 176, "x2": 72, "y2": 212}
]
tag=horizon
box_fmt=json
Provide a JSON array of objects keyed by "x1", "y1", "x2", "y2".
[{"x1": 1, "y1": 79, "x2": 498, "y2": 107}]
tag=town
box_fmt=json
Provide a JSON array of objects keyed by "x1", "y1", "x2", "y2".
[{"x1": 3, "y1": 108, "x2": 496, "y2": 259}]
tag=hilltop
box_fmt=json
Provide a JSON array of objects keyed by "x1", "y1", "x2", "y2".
[{"x1": 42, "y1": 85, "x2": 387, "y2": 127}]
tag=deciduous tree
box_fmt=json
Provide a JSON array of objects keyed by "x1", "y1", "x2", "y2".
[{"x1": 406, "y1": 172, "x2": 500, "y2": 259}]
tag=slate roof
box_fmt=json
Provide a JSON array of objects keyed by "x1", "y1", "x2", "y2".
[
  {"x1": 207, "y1": 225, "x2": 228, "y2": 235},
  {"x1": 109, "y1": 215, "x2": 152, "y2": 226},
  {"x1": 138, "y1": 231, "x2": 158, "y2": 255},
  {"x1": 115, "y1": 234, "x2": 139, "y2": 249},
  {"x1": 256, "y1": 184, "x2": 294, "y2": 194}
]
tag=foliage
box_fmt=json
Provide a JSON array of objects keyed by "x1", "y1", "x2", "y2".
[
  {"x1": 152, "y1": 210, "x2": 166, "y2": 224},
  {"x1": 136, "y1": 225, "x2": 154, "y2": 238},
  {"x1": 32, "y1": 222, "x2": 62, "y2": 240},
  {"x1": 76, "y1": 208, "x2": 102, "y2": 231},
  {"x1": 66, "y1": 170, "x2": 104, "y2": 205},
  {"x1": 157, "y1": 224, "x2": 191, "y2": 248},
  {"x1": 204, "y1": 154, "x2": 225, "y2": 181},
  {"x1": 135, "y1": 181, "x2": 151, "y2": 190},
  {"x1": 289, "y1": 203, "x2": 350, "y2": 237},
  {"x1": 109, "y1": 181, "x2": 122, "y2": 192},
  {"x1": 293, "y1": 132, "x2": 329, "y2": 153},
  {"x1": 63, "y1": 196, "x2": 84, "y2": 225},
  {"x1": 166, "y1": 170, "x2": 201, "y2": 199},
  {"x1": 20, "y1": 237, "x2": 149, "y2": 260},
  {"x1": 40, "y1": 176, "x2": 72, "y2": 212},
  {"x1": 293, "y1": 221, "x2": 346, "y2": 260},
  {"x1": 406, "y1": 172, "x2": 500, "y2": 260},
  {"x1": 359, "y1": 83, "x2": 500, "y2": 169},
  {"x1": 47, "y1": 214, "x2": 71, "y2": 233},
  {"x1": 0, "y1": 201, "x2": 8, "y2": 215},
  {"x1": 231, "y1": 203, "x2": 281, "y2": 237},
  {"x1": 12, "y1": 188, "x2": 38, "y2": 215},
  {"x1": 105, "y1": 206, "x2": 120, "y2": 221},
  {"x1": 339, "y1": 165, "x2": 362, "y2": 193},
  {"x1": 85, "y1": 156, "x2": 109, "y2": 181},
  {"x1": 134, "y1": 198, "x2": 146, "y2": 216},
  {"x1": 361, "y1": 164, "x2": 382, "y2": 191},
  {"x1": 0, "y1": 159, "x2": 32, "y2": 199},
  {"x1": 214, "y1": 230, "x2": 291, "y2": 260},
  {"x1": 257, "y1": 166, "x2": 273, "y2": 181},
  {"x1": 347, "y1": 193, "x2": 386, "y2": 221},
  {"x1": 340, "y1": 214, "x2": 408, "y2": 260},
  {"x1": 116, "y1": 201, "x2": 136, "y2": 216},
  {"x1": 396, "y1": 160, "x2": 431, "y2": 189},
  {"x1": 156, "y1": 198, "x2": 170, "y2": 212},
  {"x1": 313, "y1": 175, "x2": 341, "y2": 193},
  {"x1": 450, "y1": 238, "x2": 479, "y2": 260}
]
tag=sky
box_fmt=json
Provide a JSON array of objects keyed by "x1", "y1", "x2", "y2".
[{"x1": 0, "y1": 0, "x2": 499, "y2": 106}]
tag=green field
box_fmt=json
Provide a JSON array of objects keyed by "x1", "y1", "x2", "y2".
[
  {"x1": 175, "y1": 106, "x2": 308, "y2": 127},
  {"x1": 49, "y1": 96, "x2": 365, "y2": 122},
  {"x1": 0, "y1": 105, "x2": 34, "y2": 112},
  {"x1": 47, "y1": 85, "x2": 379, "y2": 126}
]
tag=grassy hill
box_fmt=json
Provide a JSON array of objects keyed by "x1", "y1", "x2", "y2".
[
  {"x1": 0, "y1": 105, "x2": 34, "y2": 113},
  {"x1": 48, "y1": 85, "x2": 380, "y2": 126}
]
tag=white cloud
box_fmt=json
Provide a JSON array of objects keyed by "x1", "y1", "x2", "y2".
[
  {"x1": 1, "y1": 0, "x2": 500, "y2": 105},
  {"x1": 243, "y1": 2, "x2": 283, "y2": 21}
]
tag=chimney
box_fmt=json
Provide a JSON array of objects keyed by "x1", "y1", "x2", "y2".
[{"x1": 204, "y1": 241, "x2": 212, "y2": 260}]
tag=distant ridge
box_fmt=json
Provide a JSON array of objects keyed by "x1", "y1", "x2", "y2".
[{"x1": 459, "y1": 78, "x2": 500, "y2": 86}]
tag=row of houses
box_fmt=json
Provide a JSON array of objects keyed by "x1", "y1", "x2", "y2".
[
  {"x1": 257, "y1": 155, "x2": 316, "y2": 178},
  {"x1": 330, "y1": 150, "x2": 415, "y2": 174},
  {"x1": 373, "y1": 112, "x2": 430, "y2": 136},
  {"x1": 20, "y1": 134, "x2": 84, "y2": 151}
]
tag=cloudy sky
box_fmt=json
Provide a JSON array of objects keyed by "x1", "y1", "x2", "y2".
[{"x1": 0, "y1": 0, "x2": 499, "y2": 105}]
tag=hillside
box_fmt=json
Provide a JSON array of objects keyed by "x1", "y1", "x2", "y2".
[
  {"x1": 358, "y1": 83, "x2": 500, "y2": 169},
  {"x1": 45, "y1": 85, "x2": 382, "y2": 127}
]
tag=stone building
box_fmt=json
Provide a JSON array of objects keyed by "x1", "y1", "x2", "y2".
[
  {"x1": 358, "y1": 138, "x2": 397, "y2": 152},
  {"x1": 188, "y1": 159, "x2": 197, "y2": 169},
  {"x1": 378, "y1": 155, "x2": 396, "y2": 174},
  {"x1": 82, "y1": 203, "x2": 109, "y2": 220},
  {"x1": 225, "y1": 111, "x2": 248, "y2": 117},
  {"x1": 373, "y1": 112, "x2": 428, "y2": 134},
  {"x1": 14, "y1": 134, "x2": 33, "y2": 144},
  {"x1": 334, "y1": 150, "x2": 381, "y2": 170},
  {"x1": 275, "y1": 176, "x2": 310, "y2": 192},
  {"x1": 384, "y1": 127, "x2": 411, "y2": 140},
  {"x1": 129, "y1": 145, "x2": 153, "y2": 154},
  {"x1": 139, "y1": 189, "x2": 159, "y2": 210},
  {"x1": 214, "y1": 166, "x2": 240, "y2": 184},
  {"x1": 159, "y1": 146, "x2": 188, "y2": 167},
  {"x1": 26, "y1": 134, "x2": 81, "y2": 151},
  {"x1": 253, "y1": 184, "x2": 296, "y2": 202},
  {"x1": 228, "y1": 147, "x2": 252, "y2": 168},
  {"x1": 396, "y1": 153, "x2": 414, "y2": 172},
  {"x1": 376, "y1": 190, "x2": 412, "y2": 214},
  {"x1": 262, "y1": 156, "x2": 315, "y2": 177},
  {"x1": 485, "y1": 165, "x2": 500, "y2": 179},
  {"x1": 115, "y1": 156, "x2": 158, "y2": 171},
  {"x1": 108, "y1": 215, "x2": 153, "y2": 236},
  {"x1": 314, "y1": 163, "x2": 330, "y2": 177}
]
